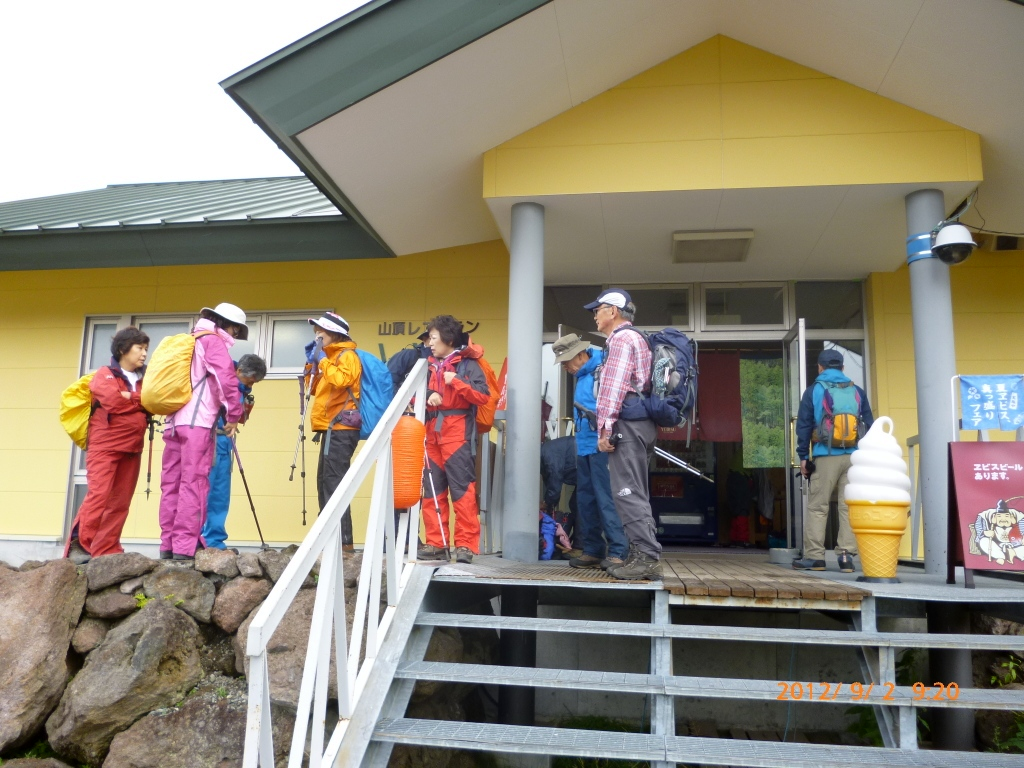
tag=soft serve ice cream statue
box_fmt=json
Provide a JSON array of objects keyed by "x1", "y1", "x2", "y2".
[{"x1": 843, "y1": 417, "x2": 912, "y2": 580}]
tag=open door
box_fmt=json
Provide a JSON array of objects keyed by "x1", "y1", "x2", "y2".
[{"x1": 782, "y1": 319, "x2": 807, "y2": 552}]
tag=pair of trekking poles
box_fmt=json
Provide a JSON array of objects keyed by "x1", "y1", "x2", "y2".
[
  {"x1": 143, "y1": 415, "x2": 268, "y2": 548},
  {"x1": 288, "y1": 371, "x2": 452, "y2": 558}
]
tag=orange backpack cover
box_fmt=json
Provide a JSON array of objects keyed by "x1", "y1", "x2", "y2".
[{"x1": 461, "y1": 337, "x2": 500, "y2": 434}]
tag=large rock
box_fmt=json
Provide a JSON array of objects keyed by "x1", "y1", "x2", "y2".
[
  {"x1": 85, "y1": 585, "x2": 138, "y2": 619},
  {"x1": 72, "y1": 616, "x2": 110, "y2": 654},
  {"x1": 195, "y1": 548, "x2": 240, "y2": 579},
  {"x1": 3, "y1": 759, "x2": 74, "y2": 768},
  {"x1": 142, "y1": 566, "x2": 216, "y2": 623},
  {"x1": 211, "y1": 577, "x2": 271, "y2": 634},
  {"x1": 119, "y1": 576, "x2": 145, "y2": 595},
  {"x1": 256, "y1": 549, "x2": 291, "y2": 583},
  {"x1": 237, "y1": 552, "x2": 263, "y2": 578},
  {"x1": 103, "y1": 674, "x2": 294, "y2": 768},
  {"x1": 257, "y1": 548, "x2": 314, "y2": 588},
  {"x1": 234, "y1": 589, "x2": 339, "y2": 707},
  {"x1": 45, "y1": 599, "x2": 204, "y2": 766},
  {"x1": 0, "y1": 559, "x2": 87, "y2": 754},
  {"x1": 86, "y1": 552, "x2": 156, "y2": 591}
]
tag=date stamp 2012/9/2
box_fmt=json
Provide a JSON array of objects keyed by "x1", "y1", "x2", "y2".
[{"x1": 777, "y1": 682, "x2": 960, "y2": 701}]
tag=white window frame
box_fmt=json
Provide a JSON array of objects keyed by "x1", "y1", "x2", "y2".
[
  {"x1": 699, "y1": 281, "x2": 790, "y2": 331},
  {"x1": 619, "y1": 283, "x2": 695, "y2": 332}
]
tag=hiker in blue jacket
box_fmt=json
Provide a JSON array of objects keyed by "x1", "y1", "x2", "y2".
[
  {"x1": 793, "y1": 349, "x2": 874, "y2": 573},
  {"x1": 202, "y1": 354, "x2": 266, "y2": 550},
  {"x1": 551, "y1": 333, "x2": 630, "y2": 571}
]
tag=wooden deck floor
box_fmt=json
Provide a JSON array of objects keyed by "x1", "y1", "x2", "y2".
[{"x1": 431, "y1": 552, "x2": 869, "y2": 612}]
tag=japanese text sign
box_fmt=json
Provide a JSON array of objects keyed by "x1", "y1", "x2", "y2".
[
  {"x1": 959, "y1": 375, "x2": 1024, "y2": 431},
  {"x1": 948, "y1": 442, "x2": 1024, "y2": 575}
]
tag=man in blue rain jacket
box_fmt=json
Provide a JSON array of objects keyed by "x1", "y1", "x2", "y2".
[
  {"x1": 552, "y1": 334, "x2": 630, "y2": 571},
  {"x1": 202, "y1": 355, "x2": 266, "y2": 550}
]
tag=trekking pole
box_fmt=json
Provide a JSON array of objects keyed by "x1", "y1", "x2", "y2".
[
  {"x1": 144, "y1": 418, "x2": 156, "y2": 500},
  {"x1": 424, "y1": 446, "x2": 449, "y2": 557},
  {"x1": 231, "y1": 439, "x2": 268, "y2": 549},
  {"x1": 289, "y1": 373, "x2": 313, "y2": 525}
]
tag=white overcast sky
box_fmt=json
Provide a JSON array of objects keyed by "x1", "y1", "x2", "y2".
[{"x1": 0, "y1": 1, "x2": 370, "y2": 204}]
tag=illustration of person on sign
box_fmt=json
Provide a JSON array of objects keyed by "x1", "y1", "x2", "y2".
[{"x1": 970, "y1": 498, "x2": 1024, "y2": 565}]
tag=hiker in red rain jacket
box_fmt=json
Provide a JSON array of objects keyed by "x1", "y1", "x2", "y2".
[
  {"x1": 67, "y1": 327, "x2": 150, "y2": 562},
  {"x1": 419, "y1": 315, "x2": 490, "y2": 565}
]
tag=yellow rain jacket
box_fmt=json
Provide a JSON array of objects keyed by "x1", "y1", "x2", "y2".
[{"x1": 308, "y1": 340, "x2": 362, "y2": 431}]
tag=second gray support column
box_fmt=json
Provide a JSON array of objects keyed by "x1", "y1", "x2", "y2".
[
  {"x1": 905, "y1": 189, "x2": 957, "y2": 576},
  {"x1": 503, "y1": 201, "x2": 544, "y2": 562}
]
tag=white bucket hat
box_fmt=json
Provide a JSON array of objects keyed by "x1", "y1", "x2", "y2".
[{"x1": 201, "y1": 303, "x2": 249, "y2": 340}]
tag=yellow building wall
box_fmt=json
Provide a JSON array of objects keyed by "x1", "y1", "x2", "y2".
[
  {"x1": 483, "y1": 35, "x2": 982, "y2": 198},
  {"x1": 866, "y1": 249, "x2": 1024, "y2": 557},
  {"x1": 0, "y1": 240, "x2": 509, "y2": 546}
]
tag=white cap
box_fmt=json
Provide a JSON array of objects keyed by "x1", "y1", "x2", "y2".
[{"x1": 201, "y1": 303, "x2": 248, "y2": 340}]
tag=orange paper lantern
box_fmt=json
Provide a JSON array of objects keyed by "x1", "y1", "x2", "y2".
[{"x1": 392, "y1": 415, "x2": 426, "y2": 508}]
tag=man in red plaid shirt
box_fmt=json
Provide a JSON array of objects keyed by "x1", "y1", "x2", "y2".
[{"x1": 587, "y1": 288, "x2": 662, "y2": 580}]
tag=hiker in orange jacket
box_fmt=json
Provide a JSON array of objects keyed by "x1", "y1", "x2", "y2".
[
  {"x1": 67, "y1": 327, "x2": 150, "y2": 563},
  {"x1": 305, "y1": 311, "x2": 362, "y2": 546},
  {"x1": 418, "y1": 315, "x2": 491, "y2": 564}
]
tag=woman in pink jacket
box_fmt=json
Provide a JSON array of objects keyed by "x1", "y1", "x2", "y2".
[{"x1": 158, "y1": 303, "x2": 245, "y2": 560}]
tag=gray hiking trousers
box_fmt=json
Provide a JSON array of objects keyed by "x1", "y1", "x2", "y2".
[{"x1": 608, "y1": 418, "x2": 661, "y2": 559}]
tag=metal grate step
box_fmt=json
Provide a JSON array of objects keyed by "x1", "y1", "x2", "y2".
[
  {"x1": 372, "y1": 718, "x2": 1024, "y2": 767},
  {"x1": 395, "y1": 661, "x2": 1024, "y2": 710},
  {"x1": 417, "y1": 612, "x2": 1024, "y2": 651}
]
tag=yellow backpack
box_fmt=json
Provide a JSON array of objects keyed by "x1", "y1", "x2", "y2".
[
  {"x1": 59, "y1": 372, "x2": 96, "y2": 450},
  {"x1": 141, "y1": 331, "x2": 213, "y2": 416}
]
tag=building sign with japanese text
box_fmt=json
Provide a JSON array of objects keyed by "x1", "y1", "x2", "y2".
[{"x1": 959, "y1": 375, "x2": 1024, "y2": 431}]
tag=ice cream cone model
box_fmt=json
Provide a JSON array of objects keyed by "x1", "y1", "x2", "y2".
[{"x1": 844, "y1": 417, "x2": 912, "y2": 582}]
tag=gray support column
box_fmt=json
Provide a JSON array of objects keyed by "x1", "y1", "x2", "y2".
[
  {"x1": 905, "y1": 189, "x2": 957, "y2": 575},
  {"x1": 907, "y1": 190, "x2": 974, "y2": 752},
  {"x1": 503, "y1": 202, "x2": 544, "y2": 562}
]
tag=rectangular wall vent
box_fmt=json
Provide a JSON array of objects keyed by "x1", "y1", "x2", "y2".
[{"x1": 672, "y1": 230, "x2": 753, "y2": 263}]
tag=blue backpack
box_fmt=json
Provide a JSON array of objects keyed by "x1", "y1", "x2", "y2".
[
  {"x1": 352, "y1": 348, "x2": 395, "y2": 439},
  {"x1": 615, "y1": 327, "x2": 698, "y2": 428}
]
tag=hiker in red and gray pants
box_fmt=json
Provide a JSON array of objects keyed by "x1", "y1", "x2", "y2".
[
  {"x1": 66, "y1": 327, "x2": 150, "y2": 564},
  {"x1": 418, "y1": 315, "x2": 491, "y2": 565},
  {"x1": 158, "y1": 305, "x2": 245, "y2": 561}
]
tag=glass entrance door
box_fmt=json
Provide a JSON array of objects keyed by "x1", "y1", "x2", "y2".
[{"x1": 782, "y1": 319, "x2": 807, "y2": 550}]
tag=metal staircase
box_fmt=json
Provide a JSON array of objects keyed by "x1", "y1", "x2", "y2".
[{"x1": 358, "y1": 576, "x2": 1024, "y2": 768}]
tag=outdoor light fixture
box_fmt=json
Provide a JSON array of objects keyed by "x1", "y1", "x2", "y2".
[{"x1": 672, "y1": 230, "x2": 753, "y2": 263}]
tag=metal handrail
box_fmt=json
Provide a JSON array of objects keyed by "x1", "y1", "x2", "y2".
[{"x1": 243, "y1": 359, "x2": 428, "y2": 768}]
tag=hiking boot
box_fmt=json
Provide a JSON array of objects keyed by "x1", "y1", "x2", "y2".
[
  {"x1": 172, "y1": 553, "x2": 194, "y2": 562},
  {"x1": 417, "y1": 545, "x2": 449, "y2": 562},
  {"x1": 837, "y1": 551, "x2": 855, "y2": 573},
  {"x1": 569, "y1": 553, "x2": 602, "y2": 569},
  {"x1": 600, "y1": 556, "x2": 625, "y2": 571},
  {"x1": 454, "y1": 547, "x2": 474, "y2": 564},
  {"x1": 792, "y1": 558, "x2": 826, "y2": 571},
  {"x1": 67, "y1": 539, "x2": 91, "y2": 566},
  {"x1": 159, "y1": 550, "x2": 173, "y2": 560},
  {"x1": 607, "y1": 550, "x2": 662, "y2": 581}
]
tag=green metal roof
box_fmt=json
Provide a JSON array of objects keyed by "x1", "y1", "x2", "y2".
[
  {"x1": 0, "y1": 177, "x2": 391, "y2": 270},
  {"x1": 221, "y1": 0, "x2": 552, "y2": 255},
  {"x1": 0, "y1": 177, "x2": 340, "y2": 232}
]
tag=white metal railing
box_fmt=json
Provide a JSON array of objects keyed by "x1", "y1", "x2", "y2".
[{"x1": 243, "y1": 359, "x2": 428, "y2": 768}]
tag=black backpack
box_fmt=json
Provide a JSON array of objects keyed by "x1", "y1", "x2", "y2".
[{"x1": 615, "y1": 327, "x2": 699, "y2": 428}]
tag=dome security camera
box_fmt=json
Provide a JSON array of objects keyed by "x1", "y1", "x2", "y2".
[{"x1": 931, "y1": 223, "x2": 976, "y2": 265}]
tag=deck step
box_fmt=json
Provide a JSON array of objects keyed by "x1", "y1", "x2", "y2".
[
  {"x1": 394, "y1": 661, "x2": 1024, "y2": 710},
  {"x1": 371, "y1": 718, "x2": 1024, "y2": 766},
  {"x1": 417, "y1": 612, "x2": 1024, "y2": 651}
]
